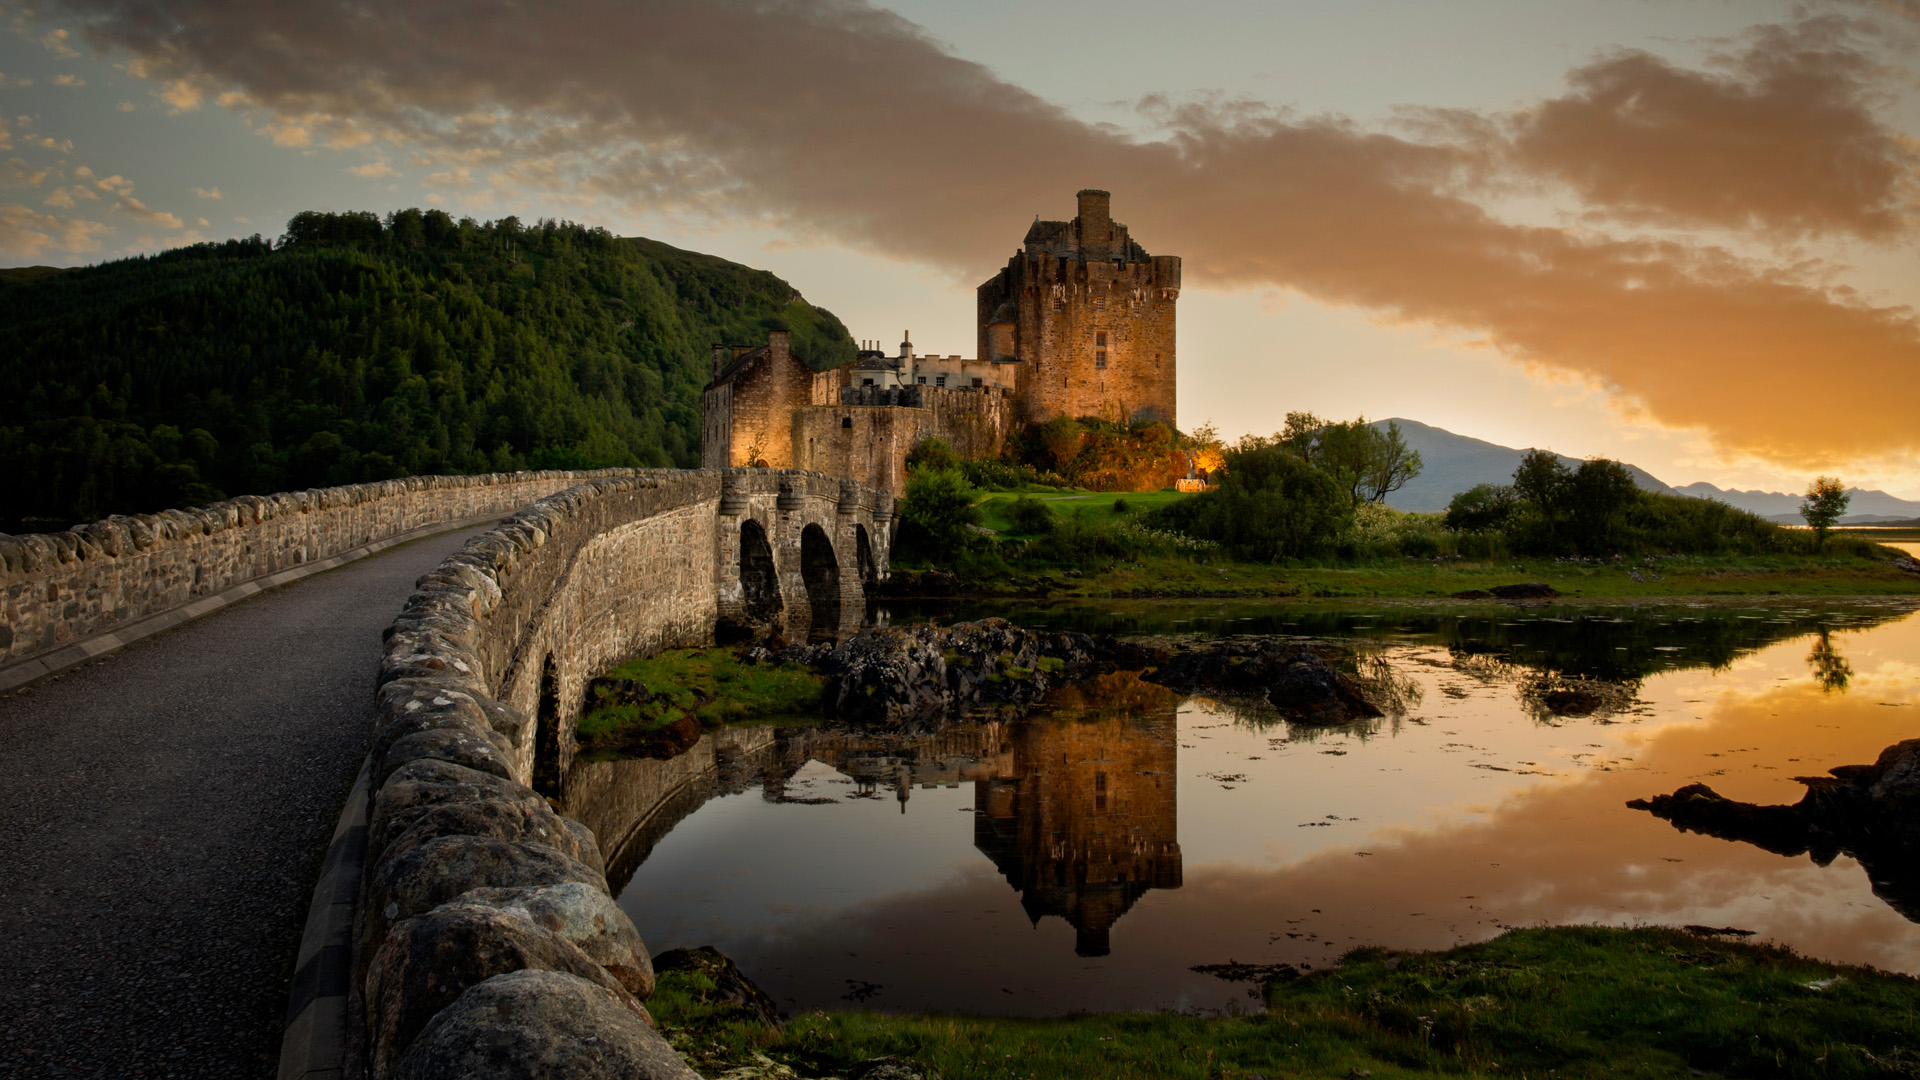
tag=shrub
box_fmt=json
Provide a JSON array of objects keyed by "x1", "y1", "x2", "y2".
[
  {"x1": 894, "y1": 467, "x2": 986, "y2": 563},
  {"x1": 1445, "y1": 484, "x2": 1518, "y2": 532},
  {"x1": 1004, "y1": 496, "x2": 1059, "y2": 536},
  {"x1": 906, "y1": 437, "x2": 958, "y2": 472},
  {"x1": 1111, "y1": 497, "x2": 1133, "y2": 515},
  {"x1": 1149, "y1": 442, "x2": 1350, "y2": 561}
]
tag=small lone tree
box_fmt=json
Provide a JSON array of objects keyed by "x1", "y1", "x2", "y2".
[{"x1": 1800, "y1": 476, "x2": 1850, "y2": 552}]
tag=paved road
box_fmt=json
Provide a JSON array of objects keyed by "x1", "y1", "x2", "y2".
[{"x1": 0, "y1": 524, "x2": 493, "y2": 1079}]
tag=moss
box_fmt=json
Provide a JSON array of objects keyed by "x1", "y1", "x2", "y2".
[
  {"x1": 575, "y1": 647, "x2": 825, "y2": 758},
  {"x1": 649, "y1": 926, "x2": 1920, "y2": 1079}
]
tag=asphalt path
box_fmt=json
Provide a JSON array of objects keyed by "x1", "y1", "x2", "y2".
[{"x1": 0, "y1": 524, "x2": 494, "y2": 1079}]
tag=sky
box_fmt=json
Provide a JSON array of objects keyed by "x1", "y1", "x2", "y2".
[{"x1": 2, "y1": 0, "x2": 1917, "y2": 497}]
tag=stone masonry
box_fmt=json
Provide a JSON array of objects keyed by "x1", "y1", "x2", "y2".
[{"x1": 977, "y1": 189, "x2": 1181, "y2": 428}]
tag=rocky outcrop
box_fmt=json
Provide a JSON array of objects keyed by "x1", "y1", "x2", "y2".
[
  {"x1": 392, "y1": 970, "x2": 697, "y2": 1080},
  {"x1": 1144, "y1": 640, "x2": 1385, "y2": 724},
  {"x1": 754, "y1": 618, "x2": 1157, "y2": 727},
  {"x1": 652, "y1": 946, "x2": 783, "y2": 1028},
  {"x1": 1629, "y1": 738, "x2": 1920, "y2": 920}
]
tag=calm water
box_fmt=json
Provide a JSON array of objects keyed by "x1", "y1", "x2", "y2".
[{"x1": 581, "y1": 599, "x2": 1920, "y2": 1016}]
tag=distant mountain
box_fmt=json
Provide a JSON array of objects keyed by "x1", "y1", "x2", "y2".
[
  {"x1": 1372, "y1": 418, "x2": 1674, "y2": 513},
  {"x1": 1671, "y1": 483, "x2": 1920, "y2": 525}
]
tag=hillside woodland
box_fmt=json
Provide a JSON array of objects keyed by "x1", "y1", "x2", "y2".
[{"x1": 0, "y1": 209, "x2": 855, "y2": 530}]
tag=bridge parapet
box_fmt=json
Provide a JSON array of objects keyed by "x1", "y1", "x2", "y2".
[{"x1": 344, "y1": 467, "x2": 891, "y2": 1078}]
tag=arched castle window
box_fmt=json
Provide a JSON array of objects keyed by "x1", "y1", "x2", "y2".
[{"x1": 1095, "y1": 332, "x2": 1108, "y2": 370}]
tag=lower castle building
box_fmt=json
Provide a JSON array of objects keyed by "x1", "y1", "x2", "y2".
[{"x1": 702, "y1": 188, "x2": 1178, "y2": 492}]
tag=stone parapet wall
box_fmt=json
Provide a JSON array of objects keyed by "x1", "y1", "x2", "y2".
[
  {"x1": 349, "y1": 467, "x2": 887, "y2": 1079},
  {"x1": 0, "y1": 469, "x2": 647, "y2": 671}
]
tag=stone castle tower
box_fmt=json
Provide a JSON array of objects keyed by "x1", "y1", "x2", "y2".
[{"x1": 977, "y1": 189, "x2": 1181, "y2": 428}]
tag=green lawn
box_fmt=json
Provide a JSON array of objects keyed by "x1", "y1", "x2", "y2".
[
  {"x1": 651, "y1": 926, "x2": 1920, "y2": 1079},
  {"x1": 974, "y1": 488, "x2": 1194, "y2": 536}
]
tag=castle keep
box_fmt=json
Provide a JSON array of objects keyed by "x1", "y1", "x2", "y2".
[
  {"x1": 703, "y1": 189, "x2": 1179, "y2": 491},
  {"x1": 979, "y1": 189, "x2": 1181, "y2": 429}
]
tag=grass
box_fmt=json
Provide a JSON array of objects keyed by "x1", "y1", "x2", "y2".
[
  {"x1": 574, "y1": 647, "x2": 825, "y2": 759},
  {"x1": 650, "y1": 926, "x2": 1920, "y2": 1079},
  {"x1": 935, "y1": 550, "x2": 1920, "y2": 600},
  {"x1": 975, "y1": 488, "x2": 1194, "y2": 537}
]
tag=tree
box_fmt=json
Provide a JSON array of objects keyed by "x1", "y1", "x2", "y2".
[
  {"x1": 1279, "y1": 411, "x2": 1325, "y2": 461},
  {"x1": 1800, "y1": 476, "x2": 1850, "y2": 552},
  {"x1": 1036, "y1": 417, "x2": 1086, "y2": 469},
  {"x1": 1565, "y1": 458, "x2": 1640, "y2": 555},
  {"x1": 1313, "y1": 419, "x2": 1380, "y2": 508},
  {"x1": 1186, "y1": 420, "x2": 1226, "y2": 478},
  {"x1": 1362, "y1": 420, "x2": 1422, "y2": 504},
  {"x1": 895, "y1": 466, "x2": 985, "y2": 561},
  {"x1": 1445, "y1": 483, "x2": 1517, "y2": 532},
  {"x1": 1150, "y1": 441, "x2": 1351, "y2": 561}
]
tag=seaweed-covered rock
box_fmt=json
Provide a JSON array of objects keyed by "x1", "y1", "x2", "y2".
[
  {"x1": 652, "y1": 946, "x2": 782, "y2": 1027},
  {"x1": 1146, "y1": 640, "x2": 1383, "y2": 725}
]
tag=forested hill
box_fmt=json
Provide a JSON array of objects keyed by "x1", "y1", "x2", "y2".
[{"x1": 0, "y1": 209, "x2": 856, "y2": 531}]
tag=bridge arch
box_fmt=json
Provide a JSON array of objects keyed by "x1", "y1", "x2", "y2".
[
  {"x1": 799, "y1": 524, "x2": 840, "y2": 635},
  {"x1": 738, "y1": 518, "x2": 782, "y2": 625}
]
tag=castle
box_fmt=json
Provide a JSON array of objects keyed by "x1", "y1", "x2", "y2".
[{"x1": 703, "y1": 189, "x2": 1181, "y2": 492}]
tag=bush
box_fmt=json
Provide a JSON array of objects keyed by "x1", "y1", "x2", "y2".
[
  {"x1": 1111, "y1": 497, "x2": 1133, "y2": 515},
  {"x1": 1004, "y1": 496, "x2": 1059, "y2": 536},
  {"x1": 906, "y1": 437, "x2": 958, "y2": 472},
  {"x1": 894, "y1": 467, "x2": 987, "y2": 563},
  {"x1": 1445, "y1": 484, "x2": 1518, "y2": 533},
  {"x1": 1149, "y1": 442, "x2": 1350, "y2": 561},
  {"x1": 1345, "y1": 502, "x2": 1451, "y2": 558},
  {"x1": 958, "y1": 457, "x2": 1059, "y2": 491},
  {"x1": 1019, "y1": 508, "x2": 1216, "y2": 565}
]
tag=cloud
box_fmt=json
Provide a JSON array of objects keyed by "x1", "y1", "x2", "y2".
[
  {"x1": 112, "y1": 193, "x2": 182, "y2": 229},
  {"x1": 348, "y1": 160, "x2": 399, "y2": 179},
  {"x1": 52, "y1": 73, "x2": 85, "y2": 87},
  {"x1": 48, "y1": 0, "x2": 1920, "y2": 466},
  {"x1": 94, "y1": 173, "x2": 134, "y2": 196},
  {"x1": 1507, "y1": 19, "x2": 1919, "y2": 239},
  {"x1": 0, "y1": 203, "x2": 111, "y2": 257},
  {"x1": 0, "y1": 115, "x2": 10, "y2": 150},
  {"x1": 0, "y1": 157, "x2": 50, "y2": 188},
  {"x1": 190, "y1": 185, "x2": 222, "y2": 199},
  {"x1": 40, "y1": 28, "x2": 80, "y2": 58}
]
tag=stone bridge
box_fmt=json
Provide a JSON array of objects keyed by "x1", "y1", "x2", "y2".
[{"x1": 0, "y1": 465, "x2": 894, "y2": 1080}]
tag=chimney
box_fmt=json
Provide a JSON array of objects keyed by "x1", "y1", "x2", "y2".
[
  {"x1": 1076, "y1": 188, "x2": 1111, "y2": 260},
  {"x1": 711, "y1": 344, "x2": 727, "y2": 381},
  {"x1": 768, "y1": 329, "x2": 791, "y2": 365}
]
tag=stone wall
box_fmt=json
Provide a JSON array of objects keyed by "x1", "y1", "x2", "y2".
[
  {"x1": 789, "y1": 385, "x2": 1014, "y2": 495},
  {"x1": 0, "y1": 470, "x2": 642, "y2": 674},
  {"x1": 353, "y1": 467, "x2": 889, "y2": 1078}
]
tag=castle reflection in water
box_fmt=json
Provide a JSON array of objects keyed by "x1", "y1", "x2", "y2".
[{"x1": 576, "y1": 674, "x2": 1185, "y2": 959}]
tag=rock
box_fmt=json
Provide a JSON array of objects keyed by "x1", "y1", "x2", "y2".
[
  {"x1": 1267, "y1": 658, "x2": 1385, "y2": 725},
  {"x1": 1450, "y1": 589, "x2": 1492, "y2": 600},
  {"x1": 392, "y1": 970, "x2": 697, "y2": 1080},
  {"x1": 652, "y1": 946, "x2": 782, "y2": 1027},
  {"x1": 812, "y1": 619, "x2": 1129, "y2": 726},
  {"x1": 447, "y1": 882, "x2": 653, "y2": 996},
  {"x1": 1630, "y1": 738, "x2": 1920, "y2": 919},
  {"x1": 1146, "y1": 639, "x2": 1383, "y2": 725},
  {"x1": 378, "y1": 727, "x2": 519, "y2": 787},
  {"x1": 371, "y1": 760, "x2": 547, "y2": 862},
  {"x1": 1894, "y1": 556, "x2": 1920, "y2": 575},
  {"x1": 361, "y1": 835, "x2": 610, "y2": 983},
  {"x1": 1489, "y1": 583, "x2": 1558, "y2": 599},
  {"x1": 367, "y1": 905, "x2": 646, "y2": 1079},
  {"x1": 850, "y1": 1058, "x2": 934, "y2": 1080},
  {"x1": 587, "y1": 677, "x2": 653, "y2": 706},
  {"x1": 379, "y1": 797, "x2": 602, "y2": 871}
]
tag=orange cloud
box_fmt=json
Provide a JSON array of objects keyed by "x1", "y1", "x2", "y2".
[{"x1": 52, "y1": 0, "x2": 1920, "y2": 466}]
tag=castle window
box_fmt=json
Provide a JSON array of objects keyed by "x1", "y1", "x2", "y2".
[
  {"x1": 1052, "y1": 300, "x2": 1063, "y2": 312},
  {"x1": 972, "y1": 377, "x2": 983, "y2": 388},
  {"x1": 1095, "y1": 332, "x2": 1107, "y2": 347},
  {"x1": 1095, "y1": 301, "x2": 1106, "y2": 311},
  {"x1": 862, "y1": 378, "x2": 874, "y2": 387},
  {"x1": 936, "y1": 375, "x2": 946, "y2": 387},
  {"x1": 841, "y1": 416, "x2": 852, "y2": 429},
  {"x1": 1095, "y1": 350, "x2": 1107, "y2": 370},
  {"x1": 916, "y1": 375, "x2": 926, "y2": 384}
]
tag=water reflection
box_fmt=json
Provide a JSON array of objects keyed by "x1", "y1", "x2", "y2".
[
  {"x1": 573, "y1": 599, "x2": 1919, "y2": 1015},
  {"x1": 974, "y1": 676, "x2": 1184, "y2": 957}
]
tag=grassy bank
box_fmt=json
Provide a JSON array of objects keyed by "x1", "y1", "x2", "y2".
[
  {"x1": 575, "y1": 647, "x2": 824, "y2": 759},
  {"x1": 651, "y1": 926, "x2": 1920, "y2": 1079},
  {"x1": 999, "y1": 550, "x2": 1920, "y2": 600}
]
